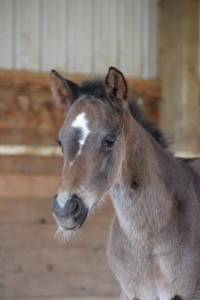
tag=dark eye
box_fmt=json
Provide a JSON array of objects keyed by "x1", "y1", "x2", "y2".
[
  {"x1": 103, "y1": 136, "x2": 116, "y2": 149},
  {"x1": 56, "y1": 138, "x2": 63, "y2": 152}
]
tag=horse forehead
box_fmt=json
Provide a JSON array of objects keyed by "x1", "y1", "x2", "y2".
[
  {"x1": 69, "y1": 101, "x2": 104, "y2": 128},
  {"x1": 71, "y1": 111, "x2": 90, "y2": 138}
]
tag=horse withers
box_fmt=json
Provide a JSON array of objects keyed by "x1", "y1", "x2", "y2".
[{"x1": 50, "y1": 67, "x2": 200, "y2": 300}]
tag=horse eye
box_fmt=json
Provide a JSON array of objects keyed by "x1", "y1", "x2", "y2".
[
  {"x1": 56, "y1": 139, "x2": 63, "y2": 152},
  {"x1": 56, "y1": 138, "x2": 61, "y2": 147},
  {"x1": 103, "y1": 136, "x2": 116, "y2": 148}
]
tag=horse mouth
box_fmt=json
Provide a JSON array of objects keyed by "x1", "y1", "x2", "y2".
[{"x1": 54, "y1": 209, "x2": 88, "y2": 231}]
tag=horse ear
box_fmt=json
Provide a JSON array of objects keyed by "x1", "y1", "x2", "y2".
[
  {"x1": 105, "y1": 67, "x2": 128, "y2": 103},
  {"x1": 50, "y1": 70, "x2": 80, "y2": 109}
]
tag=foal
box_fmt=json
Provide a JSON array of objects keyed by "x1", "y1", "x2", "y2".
[{"x1": 50, "y1": 67, "x2": 200, "y2": 300}]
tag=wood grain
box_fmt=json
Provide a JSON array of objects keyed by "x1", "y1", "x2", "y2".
[
  {"x1": 160, "y1": 0, "x2": 200, "y2": 153},
  {"x1": 0, "y1": 70, "x2": 161, "y2": 147},
  {"x1": 0, "y1": 155, "x2": 63, "y2": 174},
  {"x1": 0, "y1": 271, "x2": 119, "y2": 298}
]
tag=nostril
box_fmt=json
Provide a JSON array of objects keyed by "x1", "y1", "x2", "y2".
[
  {"x1": 71, "y1": 200, "x2": 79, "y2": 214},
  {"x1": 70, "y1": 195, "x2": 82, "y2": 218}
]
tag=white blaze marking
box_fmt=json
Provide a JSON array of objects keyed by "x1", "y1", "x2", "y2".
[{"x1": 70, "y1": 112, "x2": 90, "y2": 166}]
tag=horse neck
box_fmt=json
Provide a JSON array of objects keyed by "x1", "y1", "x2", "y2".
[{"x1": 110, "y1": 110, "x2": 190, "y2": 238}]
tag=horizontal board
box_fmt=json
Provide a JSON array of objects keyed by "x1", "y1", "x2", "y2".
[
  {"x1": 0, "y1": 69, "x2": 160, "y2": 94},
  {"x1": 0, "y1": 174, "x2": 60, "y2": 199},
  {"x1": 0, "y1": 70, "x2": 93, "y2": 91},
  {"x1": 0, "y1": 194, "x2": 113, "y2": 224},
  {"x1": 0, "y1": 247, "x2": 110, "y2": 274},
  {"x1": 0, "y1": 223, "x2": 111, "y2": 250},
  {"x1": 0, "y1": 197, "x2": 54, "y2": 225},
  {"x1": 0, "y1": 271, "x2": 119, "y2": 298},
  {"x1": 0, "y1": 155, "x2": 63, "y2": 174},
  {"x1": 0, "y1": 208, "x2": 114, "y2": 250},
  {"x1": 0, "y1": 70, "x2": 161, "y2": 146},
  {"x1": 0, "y1": 128, "x2": 59, "y2": 146}
]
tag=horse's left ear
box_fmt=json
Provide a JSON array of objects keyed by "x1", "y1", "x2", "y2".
[{"x1": 105, "y1": 67, "x2": 128, "y2": 103}]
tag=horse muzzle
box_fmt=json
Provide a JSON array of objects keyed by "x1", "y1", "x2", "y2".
[{"x1": 52, "y1": 193, "x2": 88, "y2": 230}]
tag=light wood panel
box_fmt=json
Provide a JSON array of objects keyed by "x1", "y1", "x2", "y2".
[
  {"x1": 0, "y1": 69, "x2": 161, "y2": 147},
  {"x1": 0, "y1": 169, "x2": 118, "y2": 298},
  {"x1": 0, "y1": 0, "x2": 159, "y2": 77},
  {"x1": 160, "y1": 0, "x2": 200, "y2": 153},
  {"x1": 0, "y1": 0, "x2": 14, "y2": 68},
  {"x1": 14, "y1": 0, "x2": 41, "y2": 70},
  {"x1": 41, "y1": 0, "x2": 68, "y2": 72},
  {"x1": 0, "y1": 271, "x2": 118, "y2": 298},
  {"x1": 93, "y1": 0, "x2": 118, "y2": 74},
  {"x1": 0, "y1": 151, "x2": 117, "y2": 298}
]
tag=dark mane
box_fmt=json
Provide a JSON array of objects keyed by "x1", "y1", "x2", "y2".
[
  {"x1": 79, "y1": 79, "x2": 169, "y2": 150},
  {"x1": 127, "y1": 99, "x2": 169, "y2": 149}
]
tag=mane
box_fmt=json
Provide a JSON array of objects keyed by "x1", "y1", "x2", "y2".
[
  {"x1": 79, "y1": 79, "x2": 169, "y2": 150},
  {"x1": 127, "y1": 99, "x2": 169, "y2": 149}
]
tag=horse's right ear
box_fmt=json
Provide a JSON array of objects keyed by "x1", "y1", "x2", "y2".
[{"x1": 50, "y1": 70, "x2": 80, "y2": 109}]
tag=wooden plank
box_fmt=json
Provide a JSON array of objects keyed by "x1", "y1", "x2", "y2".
[
  {"x1": 0, "y1": 69, "x2": 160, "y2": 92},
  {"x1": 0, "y1": 222, "x2": 110, "y2": 251},
  {"x1": 0, "y1": 128, "x2": 59, "y2": 146},
  {"x1": 8, "y1": 63, "x2": 200, "y2": 147},
  {"x1": 0, "y1": 155, "x2": 62, "y2": 174},
  {"x1": 0, "y1": 197, "x2": 54, "y2": 224},
  {"x1": 160, "y1": 0, "x2": 200, "y2": 153},
  {"x1": 0, "y1": 0, "x2": 14, "y2": 68},
  {"x1": 1, "y1": 62, "x2": 199, "y2": 147},
  {"x1": 0, "y1": 174, "x2": 60, "y2": 199},
  {"x1": 0, "y1": 247, "x2": 110, "y2": 274},
  {"x1": 0, "y1": 69, "x2": 162, "y2": 145},
  {"x1": 0, "y1": 271, "x2": 119, "y2": 298},
  {"x1": 0, "y1": 69, "x2": 93, "y2": 91}
]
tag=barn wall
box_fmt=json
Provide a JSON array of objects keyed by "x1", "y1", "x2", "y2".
[
  {"x1": 0, "y1": 152, "x2": 119, "y2": 299},
  {"x1": 0, "y1": 69, "x2": 161, "y2": 148},
  {"x1": 0, "y1": 1, "x2": 199, "y2": 298},
  {"x1": 0, "y1": 0, "x2": 159, "y2": 78},
  {"x1": 0, "y1": 67, "x2": 161, "y2": 298}
]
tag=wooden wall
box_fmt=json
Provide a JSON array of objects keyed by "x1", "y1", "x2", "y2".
[
  {"x1": 0, "y1": 1, "x2": 200, "y2": 298},
  {"x1": 0, "y1": 153, "x2": 119, "y2": 299},
  {"x1": 0, "y1": 69, "x2": 161, "y2": 299},
  {"x1": 0, "y1": 69, "x2": 161, "y2": 147}
]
